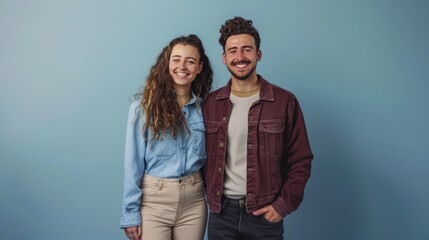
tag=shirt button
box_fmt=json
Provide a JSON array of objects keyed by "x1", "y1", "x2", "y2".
[
  {"x1": 222, "y1": 117, "x2": 227, "y2": 121},
  {"x1": 219, "y1": 142, "x2": 224, "y2": 148},
  {"x1": 216, "y1": 191, "x2": 221, "y2": 196},
  {"x1": 218, "y1": 167, "x2": 222, "y2": 172}
]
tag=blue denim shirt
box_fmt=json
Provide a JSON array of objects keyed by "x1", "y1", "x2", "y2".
[{"x1": 120, "y1": 94, "x2": 206, "y2": 228}]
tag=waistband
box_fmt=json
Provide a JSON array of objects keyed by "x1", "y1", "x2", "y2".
[
  {"x1": 222, "y1": 195, "x2": 246, "y2": 208},
  {"x1": 143, "y1": 171, "x2": 202, "y2": 186}
]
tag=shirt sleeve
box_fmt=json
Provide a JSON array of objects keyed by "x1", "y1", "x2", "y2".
[{"x1": 120, "y1": 101, "x2": 147, "y2": 228}]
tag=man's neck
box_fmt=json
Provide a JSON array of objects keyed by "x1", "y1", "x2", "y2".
[{"x1": 231, "y1": 74, "x2": 259, "y2": 92}]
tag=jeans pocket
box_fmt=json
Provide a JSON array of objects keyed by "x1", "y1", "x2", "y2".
[
  {"x1": 142, "y1": 183, "x2": 159, "y2": 196},
  {"x1": 259, "y1": 215, "x2": 282, "y2": 225}
]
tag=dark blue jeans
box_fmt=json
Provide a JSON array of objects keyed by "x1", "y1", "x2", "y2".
[{"x1": 208, "y1": 196, "x2": 284, "y2": 240}]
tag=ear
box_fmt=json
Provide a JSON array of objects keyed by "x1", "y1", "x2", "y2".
[
  {"x1": 257, "y1": 50, "x2": 262, "y2": 61},
  {"x1": 222, "y1": 52, "x2": 226, "y2": 64}
]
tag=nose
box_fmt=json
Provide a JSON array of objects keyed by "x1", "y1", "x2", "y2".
[
  {"x1": 236, "y1": 50, "x2": 245, "y2": 60},
  {"x1": 180, "y1": 60, "x2": 187, "y2": 69}
]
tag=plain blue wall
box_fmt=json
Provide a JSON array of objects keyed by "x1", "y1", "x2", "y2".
[{"x1": 1, "y1": 0, "x2": 428, "y2": 239}]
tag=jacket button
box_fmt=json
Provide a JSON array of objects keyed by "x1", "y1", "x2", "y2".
[{"x1": 219, "y1": 142, "x2": 224, "y2": 148}]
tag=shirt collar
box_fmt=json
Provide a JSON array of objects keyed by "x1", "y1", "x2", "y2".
[
  {"x1": 215, "y1": 75, "x2": 274, "y2": 102},
  {"x1": 183, "y1": 91, "x2": 201, "y2": 107}
]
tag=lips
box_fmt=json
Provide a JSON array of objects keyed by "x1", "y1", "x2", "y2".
[
  {"x1": 175, "y1": 72, "x2": 190, "y2": 77},
  {"x1": 232, "y1": 60, "x2": 250, "y2": 69}
]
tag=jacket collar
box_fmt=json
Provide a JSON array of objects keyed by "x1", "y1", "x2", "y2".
[{"x1": 215, "y1": 75, "x2": 274, "y2": 102}]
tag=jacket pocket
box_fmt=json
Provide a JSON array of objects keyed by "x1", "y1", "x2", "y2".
[
  {"x1": 259, "y1": 119, "x2": 285, "y2": 193},
  {"x1": 259, "y1": 119, "x2": 285, "y2": 158},
  {"x1": 259, "y1": 119, "x2": 285, "y2": 134},
  {"x1": 203, "y1": 121, "x2": 220, "y2": 198},
  {"x1": 205, "y1": 121, "x2": 219, "y2": 166}
]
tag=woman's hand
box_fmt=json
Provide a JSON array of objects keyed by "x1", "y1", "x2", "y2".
[{"x1": 124, "y1": 226, "x2": 142, "y2": 240}]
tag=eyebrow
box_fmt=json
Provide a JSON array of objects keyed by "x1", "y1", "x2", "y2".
[
  {"x1": 226, "y1": 45, "x2": 254, "y2": 51},
  {"x1": 171, "y1": 55, "x2": 197, "y2": 61}
]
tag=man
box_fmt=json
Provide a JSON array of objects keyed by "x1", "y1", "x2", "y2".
[{"x1": 202, "y1": 16, "x2": 314, "y2": 239}]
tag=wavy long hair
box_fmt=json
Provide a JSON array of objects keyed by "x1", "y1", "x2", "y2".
[{"x1": 135, "y1": 34, "x2": 213, "y2": 139}]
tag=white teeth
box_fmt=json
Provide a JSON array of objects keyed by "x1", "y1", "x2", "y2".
[{"x1": 176, "y1": 72, "x2": 188, "y2": 77}]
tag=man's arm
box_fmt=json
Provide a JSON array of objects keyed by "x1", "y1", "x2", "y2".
[{"x1": 272, "y1": 95, "x2": 314, "y2": 217}]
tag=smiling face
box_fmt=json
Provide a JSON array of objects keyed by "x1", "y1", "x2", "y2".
[
  {"x1": 169, "y1": 44, "x2": 203, "y2": 89},
  {"x1": 222, "y1": 34, "x2": 262, "y2": 82}
]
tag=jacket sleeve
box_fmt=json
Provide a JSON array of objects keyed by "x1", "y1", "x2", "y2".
[
  {"x1": 120, "y1": 101, "x2": 147, "y2": 228},
  {"x1": 272, "y1": 95, "x2": 313, "y2": 217}
]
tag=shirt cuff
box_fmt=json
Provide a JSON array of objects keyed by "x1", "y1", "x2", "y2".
[{"x1": 120, "y1": 211, "x2": 141, "y2": 229}]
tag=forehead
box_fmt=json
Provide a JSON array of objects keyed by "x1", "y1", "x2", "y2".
[
  {"x1": 225, "y1": 34, "x2": 256, "y2": 48},
  {"x1": 171, "y1": 44, "x2": 200, "y2": 58}
]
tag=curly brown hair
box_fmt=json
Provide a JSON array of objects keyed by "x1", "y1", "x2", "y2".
[
  {"x1": 136, "y1": 34, "x2": 213, "y2": 139},
  {"x1": 219, "y1": 16, "x2": 261, "y2": 51}
]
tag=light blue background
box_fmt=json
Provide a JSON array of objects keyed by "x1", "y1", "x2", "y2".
[{"x1": 1, "y1": 0, "x2": 428, "y2": 239}]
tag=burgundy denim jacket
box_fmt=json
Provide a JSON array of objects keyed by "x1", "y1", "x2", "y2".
[{"x1": 202, "y1": 75, "x2": 313, "y2": 217}]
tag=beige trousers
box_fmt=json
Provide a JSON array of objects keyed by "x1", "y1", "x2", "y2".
[{"x1": 140, "y1": 172, "x2": 207, "y2": 240}]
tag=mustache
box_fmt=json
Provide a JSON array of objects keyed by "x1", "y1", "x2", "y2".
[{"x1": 232, "y1": 59, "x2": 251, "y2": 65}]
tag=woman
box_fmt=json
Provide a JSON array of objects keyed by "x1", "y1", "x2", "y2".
[{"x1": 120, "y1": 34, "x2": 213, "y2": 240}]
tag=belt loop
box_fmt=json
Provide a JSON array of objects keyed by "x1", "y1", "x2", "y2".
[
  {"x1": 159, "y1": 178, "x2": 163, "y2": 190},
  {"x1": 191, "y1": 173, "x2": 196, "y2": 185},
  {"x1": 221, "y1": 195, "x2": 228, "y2": 209}
]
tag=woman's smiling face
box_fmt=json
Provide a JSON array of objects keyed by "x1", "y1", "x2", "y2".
[{"x1": 169, "y1": 44, "x2": 203, "y2": 88}]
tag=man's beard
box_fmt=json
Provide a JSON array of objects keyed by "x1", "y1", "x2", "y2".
[{"x1": 226, "y1": 64, "x2": 257, "y2": 81}]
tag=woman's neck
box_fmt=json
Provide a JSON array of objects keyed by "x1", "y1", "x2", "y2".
[{"x1": 175, "y1": 87, "x2": 191, "y2": 108}]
